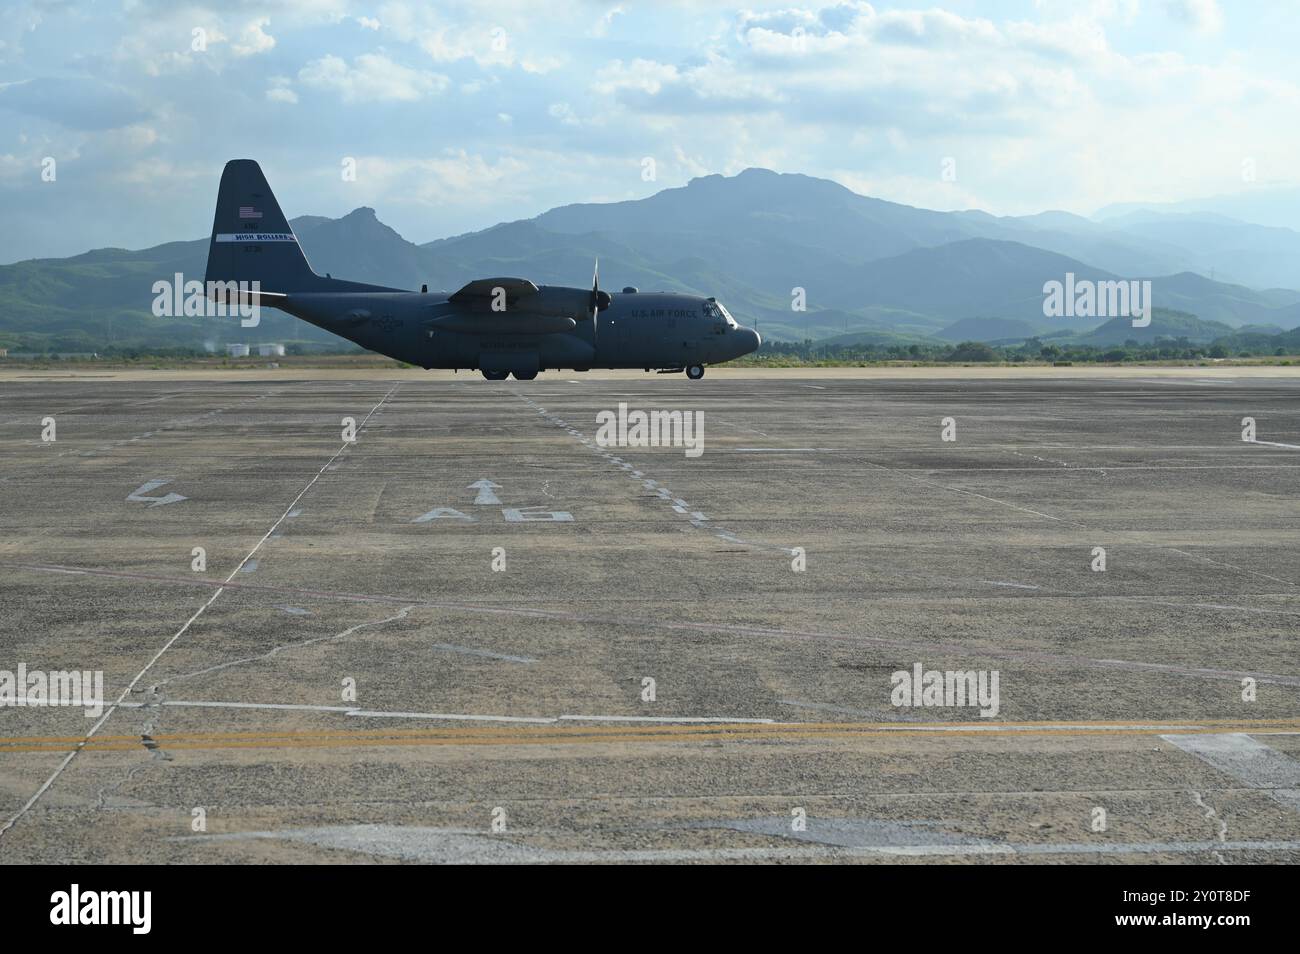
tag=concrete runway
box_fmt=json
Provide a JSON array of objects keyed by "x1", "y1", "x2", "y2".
[{"x1": 1, "y1": 368, "x2": 1299, "y2": 863}]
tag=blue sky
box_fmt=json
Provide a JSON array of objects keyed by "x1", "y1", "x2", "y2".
[{"x1": 1, "y1": 0, "x2": 1295, "y2": 262}]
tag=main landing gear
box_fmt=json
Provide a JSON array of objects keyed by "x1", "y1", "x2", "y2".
[
  {"x1": 686, "y1": 364, "x2": 705, "y2": 380},
  {"x1": 480, "y1": 369, "x2": 538, "y2": 380}
]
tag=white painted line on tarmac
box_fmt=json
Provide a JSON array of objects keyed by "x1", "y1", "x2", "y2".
[
  {"x1": 1250, "y1": 439, "x2": 1300, "y2": 449},
  {"x1": 0, "y1": 384, "x2": 400, "y2": 843},
  {"x1": 77, "y1": 699, "x2": 772, "y2": 726},
  {"x1": 161, "y1": 700, "x2": 357, "y2": 713},
  {"x1": 347, "y1": 710, "x2": 555, "y2": 724},
  {"x1": 903, "y1": 723, "x2": 1212, "y2": 732},
  {"x1": 101, "y1": 699, "x2": 552, "y2": 722},
  {"x1": 558, "y1": 714, "x2": 777, "y2": 724}
]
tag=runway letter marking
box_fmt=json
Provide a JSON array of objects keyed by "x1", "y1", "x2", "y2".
[
  {"x1": 126, "y1": 478, "x2": 187, "y2": 507},
  {"x1": 415, "y1": 480, "x2": 574, "y2": 524},
  {"x1": 503, "y1": 506, "x2": 573, "y2": 523}
]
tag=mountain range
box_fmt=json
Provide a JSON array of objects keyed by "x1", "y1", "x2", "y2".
[{"x1": 4, "y1": 167, "x2": 1300, "y2": 352}]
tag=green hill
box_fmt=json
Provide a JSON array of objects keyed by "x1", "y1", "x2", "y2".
[
  {"x1": 1071, "y1": 309, "x2": 1234, "y2": 346},
  {"x1": 5, "y1": 168, "x2": 1300, "y2": 351},
  {"x1": 937, "y1": 317, "x2": 1044, "y2": 342}
]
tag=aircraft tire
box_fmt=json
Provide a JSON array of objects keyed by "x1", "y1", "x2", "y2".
[
  {"x1": 686, "y1": 364, "x2": 705, "y2": 380},
  {"x1": 481, "y1": 369, "x2": 509, "y2": 381},
  {"x1": 512, "y1": 371, "x2": 538, "y2": 380}
]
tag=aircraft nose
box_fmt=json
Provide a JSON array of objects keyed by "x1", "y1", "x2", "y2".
[{"x1": 739, "y1": 326, "x2": 761, "y2": 353}]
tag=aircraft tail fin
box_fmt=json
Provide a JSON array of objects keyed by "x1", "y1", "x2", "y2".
[{"x1": 204, "y1": 159, "x2": 327, "y2": 294}]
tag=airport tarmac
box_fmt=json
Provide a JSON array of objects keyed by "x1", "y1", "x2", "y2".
[{"x1": 1, "y1": 367, "x2": 1299, "y2": 863}]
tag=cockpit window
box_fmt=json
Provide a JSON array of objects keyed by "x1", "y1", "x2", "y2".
[{"x1": 704, "y1": 300, "x2": 738, "y2": 327}]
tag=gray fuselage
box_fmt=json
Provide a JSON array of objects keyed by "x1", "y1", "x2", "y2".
[{"x1": 277, "y1": 288, "x2": 761, "y2": 376}]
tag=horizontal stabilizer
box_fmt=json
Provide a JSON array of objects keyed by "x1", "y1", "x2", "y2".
[{"x1": 206, "y1": 285, "x2": 289, "y2": 308}]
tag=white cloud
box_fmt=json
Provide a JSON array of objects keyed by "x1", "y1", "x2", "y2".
[
  {"x1": 520, "y1": 54, "x2": 564, "y2": 74},
  {"x1": 589, "y1": 4, "x2": 626, "y2": 38},
  {"x1": 298, "y1": 53, "x2": 449, "y2": 103},
  {"x1": 266, "y1": 75, "x2": 299, "y2": 104},
  {"x1": 3, "y1": 0, "x2": 1298, "y2": 261},
  {"x1": 1163, "y1": 0, "x2": 1224, "y2": 35},
  {"x1": 374, "y1": 3, "x2": 568, "y2": 72},
  {"x1": 101, "y1": 124, "x2": 159, "y2": 151},
  {"x1": 594, "y1": 55, "x2": 786, "y2": 114},
  {"x1": 351, "y1": 150, "x2": 531, "y2": 208},
  {"x1": 574, "y1": 1, "x2": 1300, "y2": 216},
  {"x1": 594, "y1": 59, "x2": 679, "y2": 96},
  {"x1": 548, "y1": 101, "x2": 580, "y2": 125},
  {"x1": 232, "y1": 17, "x2": 276, "y2": 57}
]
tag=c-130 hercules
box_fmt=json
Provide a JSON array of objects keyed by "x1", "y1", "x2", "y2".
[{"x1": 205, "y1": 160, "x2": 761, "y2": 380}]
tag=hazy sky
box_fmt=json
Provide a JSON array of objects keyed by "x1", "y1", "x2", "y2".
[{"x1": 1, "y1": 0, "x2": 1295, "y2": 262}]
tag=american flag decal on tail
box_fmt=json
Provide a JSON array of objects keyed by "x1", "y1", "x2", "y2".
[{"x1": 238, "y1": 206, "x2": 263, "y2": 219}]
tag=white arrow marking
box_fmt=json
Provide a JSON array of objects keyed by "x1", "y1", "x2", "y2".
[
  {"x1": 468, "y1": 478, "x2": 502, "y2": 505},
  {"x1": 413, "y1": 507, "x2": 474, "y2": 523},
  {"x1": 126, "y1": 478, "x2": 187, "y2": 507}
]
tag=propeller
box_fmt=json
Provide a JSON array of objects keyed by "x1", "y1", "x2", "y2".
[{"x1": 588, "y1": 258, "x2": 611, "y2": 342}]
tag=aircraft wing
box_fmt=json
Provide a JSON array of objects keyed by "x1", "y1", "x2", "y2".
[
  {"x1": 437, "y1": 275, "x2": 612, "y2": 335},
  {"x1": 439, "y1": 276, "x2": 584, "y2": 334},
  {"x1": 449, "y1": 277, "x2": 541, "y2": 305}
]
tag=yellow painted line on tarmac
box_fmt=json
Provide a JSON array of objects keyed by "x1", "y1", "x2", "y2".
[
  {"x1": 5, "y1": 714, "x2": 1300, "y2": 746},
  {"x1": 1, "y1": 718, "x2": 1299, "y2": 753}
]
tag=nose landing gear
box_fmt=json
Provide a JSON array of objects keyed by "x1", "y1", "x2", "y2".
[{"x1": 686, "y1": 364, "x2": 705, "y2": 380}]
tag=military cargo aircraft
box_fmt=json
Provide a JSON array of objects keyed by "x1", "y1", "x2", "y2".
[{"x1": 205, "y1": 160, "x2": 761, "y2": 379}]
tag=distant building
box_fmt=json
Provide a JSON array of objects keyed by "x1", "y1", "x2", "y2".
[
  {"x1": 0, "y1": 348, "x2": 7, "y2": 357},
  {"x1": 257, "y1": 343, "x2": 285, "y2": 357},
  {"x1": 226, "y1": 343, "x2": 250, "y2": 357}
]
